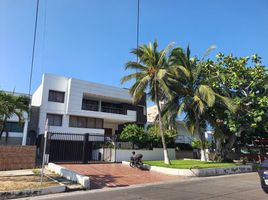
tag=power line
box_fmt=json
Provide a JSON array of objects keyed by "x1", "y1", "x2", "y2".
[
  {"x1": 28, "y1": 0, "x2": 40, "y2": 97},
  {"x1": 136, "y1": 0, "x2": 140, "y2": 63}
]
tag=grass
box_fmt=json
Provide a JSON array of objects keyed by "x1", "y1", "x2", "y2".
[
  {"x1": 143, "y1": 160, "x2": 239, "y2": 169},
  {"x1": 0, "y1": 175, "x2": 59, "y2": 192}
]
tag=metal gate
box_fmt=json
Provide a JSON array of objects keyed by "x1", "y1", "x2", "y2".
[{"x1": 46, "y1": 132, "x2": 114, "y2": 163}]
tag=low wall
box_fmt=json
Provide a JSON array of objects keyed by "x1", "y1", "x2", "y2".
[
  {"x1": 0, "y1": 145, "x2": 36, "y2": 170},
  {"x1": 48, "y1": 163, "x2": 90, "y2": 189},
  {"x1": 176, "y1": 150, "x2": 193, "y2": 159},
  {"x1": 116, "y1": 148, "x2": 176, "y2": 162},
  {"x1": 122, "y1": 161, "x2": 253, "y2": 177}
]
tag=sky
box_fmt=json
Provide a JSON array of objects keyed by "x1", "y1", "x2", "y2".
[{"x1": 0, "y1": 0, "x2": 268, "y2": 95}]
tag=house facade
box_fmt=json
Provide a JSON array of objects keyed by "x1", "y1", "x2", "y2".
[{"x1": 30, "y1": 74, "x2": 147, "y2": 140}]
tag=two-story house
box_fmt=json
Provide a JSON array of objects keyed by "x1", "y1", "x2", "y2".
[{"x1": 30, "y1": 73, "x2": 147, "y2": 143}]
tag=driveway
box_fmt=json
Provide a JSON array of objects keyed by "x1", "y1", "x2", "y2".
[{"x1": 61, "y1": 163, "x2": 189, "y2": 189}]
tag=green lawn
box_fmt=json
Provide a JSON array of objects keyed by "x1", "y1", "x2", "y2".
[{"x1": 143, "y1": 160, "x2": 239, "y2": 169}]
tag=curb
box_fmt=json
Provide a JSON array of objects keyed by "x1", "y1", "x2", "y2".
[
  {"x1": 47, "y1": 163, "x2": 90, "y2": 189},
  {"x1": 122, "y1": 161, "x2": 253, "y2": 177},
  {"x1": 0, "y1": 184, "x2": 65, "y2": 199}
]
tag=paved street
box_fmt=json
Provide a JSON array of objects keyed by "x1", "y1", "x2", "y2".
[{"x1": 24, "y1": 172, "x2": 267, "y2": 200}]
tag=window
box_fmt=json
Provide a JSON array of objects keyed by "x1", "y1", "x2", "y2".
[
  {"x1": 77, "y1": 117, "x2": 86, "y2": 128},
  {"x1": 82, "y1": 99, "x2": 99, "y2": 111},
  {"x1": 48, "y1": 90, "x2": 65, "y2": 103},
  {"x1": 47, "y1": 114, "x2": 63, "y2": 126},
  {"x1": 5, "y1": 122, "x2": 24, "y2": 132},
  {"x1": 86, "y1": 118, "x2": 95, "y2": 128},
  {"x1": 95, "y1": 118, "x2": 103, "y2": 128},
  {"x1": 69, "y1": 116, "x2": 103, "y2": 129}
]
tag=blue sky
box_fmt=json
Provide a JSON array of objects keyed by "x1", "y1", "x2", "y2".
[{"x1": 0, "y1": 0, "x2": 268, "y2": 94}]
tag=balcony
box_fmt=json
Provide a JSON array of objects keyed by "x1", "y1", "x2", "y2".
[
  {"x1": 81, "y1": 103, "x2": 98, "y2": 111},
  {"x1": 101, "y1": 106, "x2": 124, "y2": 115},
  {"x1": 81, "y1": 102, "x2": 126, "y2": 115}
]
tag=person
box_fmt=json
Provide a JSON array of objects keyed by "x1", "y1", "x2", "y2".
[
  {"x1": 130, "y1": 151, "x2": 136, "y2": 162},
  {"x1": 131, "y1": 151, "x2": 143, "y2": 163}
]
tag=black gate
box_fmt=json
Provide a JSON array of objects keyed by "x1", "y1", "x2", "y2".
[{"x1": 46, "y1": 132, "x2": 112, "y2": 163}]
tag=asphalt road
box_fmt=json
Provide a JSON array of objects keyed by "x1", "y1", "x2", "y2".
[{"x1": 24, "y1": 173, "x2": 267, "y2": 200}]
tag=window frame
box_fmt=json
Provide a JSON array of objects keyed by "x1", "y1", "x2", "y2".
[
  {"x1": 48, "y1": 90, "x2": 65, "y2": 103},
  {"x1": 47, "y1": 114, "x2": 63, "y2": 127},
  {"x1": 69, "y1": 116, "x2": 103, "y2": 129}
]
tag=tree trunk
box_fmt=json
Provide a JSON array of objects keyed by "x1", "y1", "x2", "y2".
[
  {"x1": 221, "y1": 134, "x2": 237, "y2": 162},
  {"x1": 215, "y1": 134, "x2": 237, "y2": 162},
  {"x1": 0, "y1": 116, "x2": 7, "y2": 140},
  {"x1": 195, "y1": 113, "x2": 207, "y2": 161},
  {"x1": 154, "y1": 83, "x2": 171, "y2": 165}
]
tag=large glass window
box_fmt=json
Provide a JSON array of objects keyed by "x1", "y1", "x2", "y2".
[
  {"x1": 87, "y1": 118, "x2": 95, "y2": 128},
  {"x1": 77, "y1": 117, "x2": 86, "y2": 128},
  {"x1": 69, "y1": 116, "x2": 103, "y2": 129},
  {"x1": 48, "y1": 90, "x2": 65, "y2": 103},
  {"x1": 47, "y1": 114, "x2": 63, "y2": 126},
  {"x1": 5, "y1": 122, "x2": 24, "y2": 132},
  {"x1": 82, "y1": 99, "x2": 99, "y2": 111},
  {"x1": 96, "y1": 118, "x2": 103, "y2": 128}
]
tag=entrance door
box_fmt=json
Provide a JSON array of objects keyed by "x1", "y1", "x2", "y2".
[{"x1": 104, "y1": 128, "x2": 113, "y2": 138}]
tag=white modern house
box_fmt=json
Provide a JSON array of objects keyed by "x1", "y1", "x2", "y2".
[
  {"x1": 29, "y1": 74, "x2": 147, "y2": 162},
  {"x1": 31, "y1": 74, "x2": 146, "y2": 137}
]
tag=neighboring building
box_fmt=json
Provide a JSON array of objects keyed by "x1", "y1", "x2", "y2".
[
  {"x1": 0, "y1": 91, "x2": 29, "y2": 145},
  {"x1": 146, "y1": 105, "x2": 213, "y2": 145},
  {"x1": 30, "y1": 74, "x2": 147, "y2": 140}
]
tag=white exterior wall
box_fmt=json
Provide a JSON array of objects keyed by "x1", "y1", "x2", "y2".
[
  {"x1": 115, "y1": 148, "x2": 176, "y2": 162},
  {"x1": 32, "y1": 74, "x2": 139, "y2": 136}
]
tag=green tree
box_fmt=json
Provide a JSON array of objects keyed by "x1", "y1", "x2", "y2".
[
  {"x1": 121, "y1": 40, "x2": 174, "y2": 164},
  {"x1": 120, "y1": 124, "x2": 148, "y2": 148},
  {"x1": 0, "y1": 91, "x2": 29, "y2": 142},
  {"x1": 163, "y1": 46, "x2": 236, "y2": 161},
  {"x1": 204, "y1": 53, "x2": 268, "y2": 161},
  {"x1": 147, "y1": 125, "x2": 177, "y2": 148}
]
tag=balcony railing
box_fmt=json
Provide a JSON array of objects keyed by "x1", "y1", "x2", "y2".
[
  {"x1": 101, "y1": 106, "x2": 125, "y2": 115},
  {"x1": 82, "y1": 103, "x2": 125, "y2": 115},
  {"x1": 82, "y1": 103, "x2": 98, "y2": 111}
]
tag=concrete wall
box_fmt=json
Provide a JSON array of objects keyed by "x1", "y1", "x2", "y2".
[
  {"x1": 0, "y1": 145, "x2": 36, "y2": 170},
  {"x1": 115, "y1": 148, "x2": 176, "y2": 162}
]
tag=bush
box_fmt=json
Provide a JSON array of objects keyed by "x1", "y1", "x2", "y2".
[
  {"x1": 120, "y1": 124, "x2": 149, "y2": 148},
  {"x1": 147, "y1": 125, "x2": 176, "y2": 148}
]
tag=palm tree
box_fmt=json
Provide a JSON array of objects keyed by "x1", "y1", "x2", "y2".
[
  {"x1": 0, "y1": 91, "x2": 29, "y2": 142},
  {"x1": 163, "y1": 46, "x2": 236, "y2": 161},
  {"x1": 121, "y1": 40, "x2": 174, "y2": 164}
]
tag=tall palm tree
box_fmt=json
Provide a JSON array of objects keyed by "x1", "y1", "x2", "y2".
[
  {"x1": 163, "y1": 46, "x2": 236, "y2": 161},
  {"x1": 0, "y1": 91, "x2": 29, "y2": 142},
  {"x1": 121, "y1": 40, "x2": 174, "y2": 164}
]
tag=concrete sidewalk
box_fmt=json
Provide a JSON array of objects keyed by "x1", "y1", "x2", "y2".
[{"x1": 0, "y1": 169, "x2": 34, "y2": 176}]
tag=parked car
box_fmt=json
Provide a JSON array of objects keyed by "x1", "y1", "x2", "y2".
[{"x1": 258, "y1": 159, "x2": 268, "y2": 194}]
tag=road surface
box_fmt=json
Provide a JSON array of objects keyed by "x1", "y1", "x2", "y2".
[{"x1": 23, "y1": 172, "x2": 267, "y2": 200}]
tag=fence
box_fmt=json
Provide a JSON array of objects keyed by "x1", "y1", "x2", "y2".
[
  {"x1": 0, "y1": 145, "x2": 36, "y2": 170},
  {"x1": 46, "y1": 132, "x2": 113, "y2": 163}
]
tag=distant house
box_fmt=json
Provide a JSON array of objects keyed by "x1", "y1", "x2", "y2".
[
  {"x1": 146, "y1": 105, "x2": 213, "y2": 146},
  {"x1": 0, "y1": 91, "x2": 29, "y2": 145}
]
